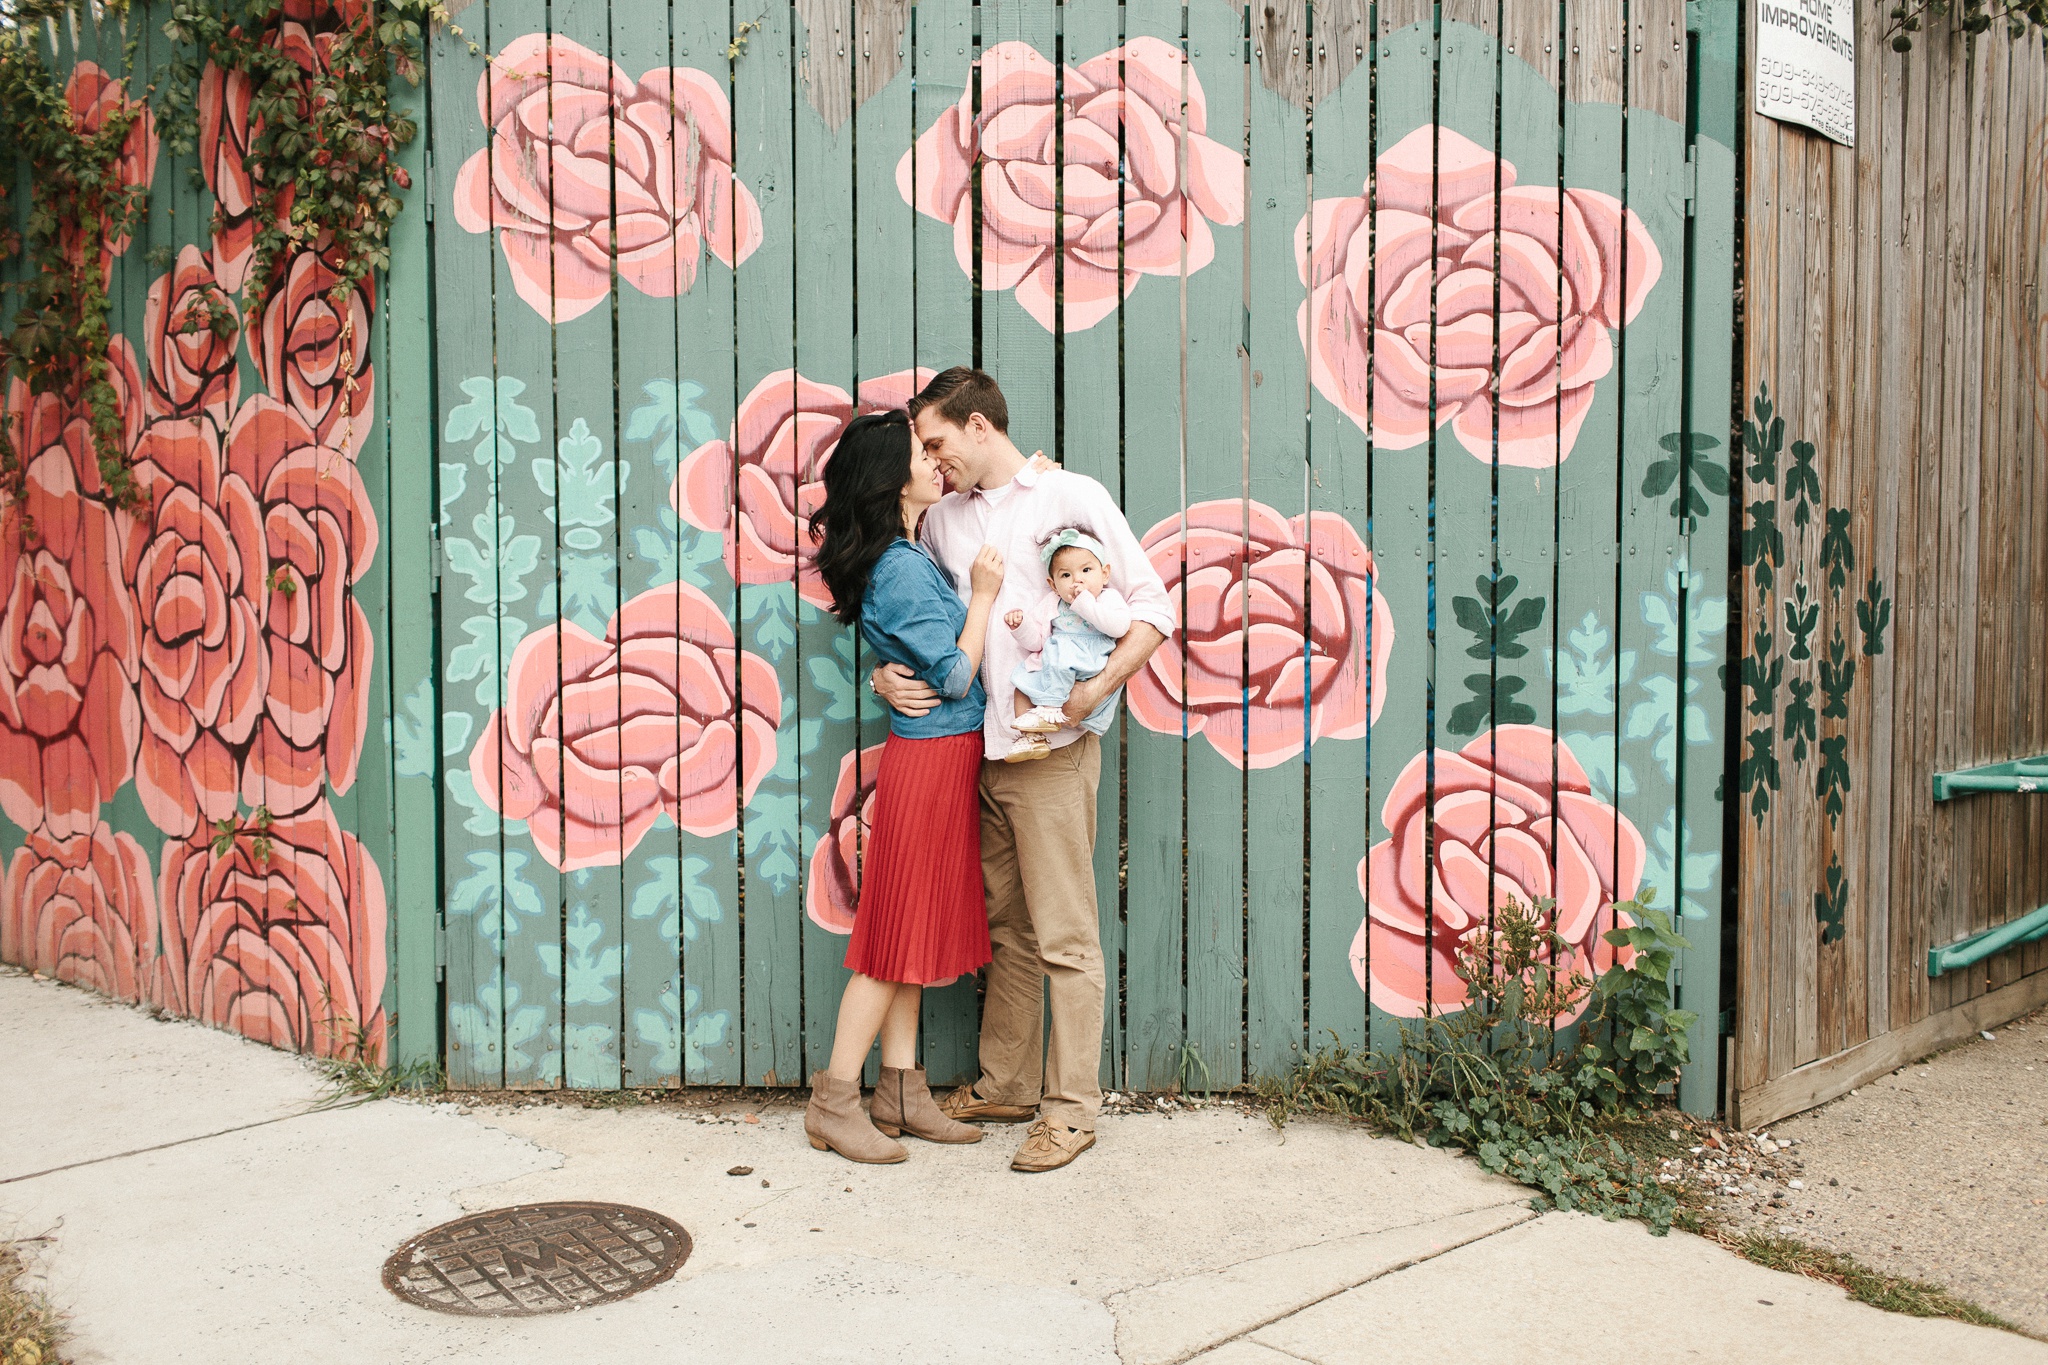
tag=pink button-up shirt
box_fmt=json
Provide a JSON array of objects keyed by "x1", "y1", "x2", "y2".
[{"x1": 920, "y1": 463, "x2": 1175, "y2": 759}]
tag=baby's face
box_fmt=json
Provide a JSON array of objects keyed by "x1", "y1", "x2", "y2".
[{"x1": 1048, "y1": 548, "x2": 1108, "y2": 604}]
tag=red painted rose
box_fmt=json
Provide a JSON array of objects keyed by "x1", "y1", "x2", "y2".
[
  {"x1": 252, "y1": 249, "x2": 375, "y2": 459},
  {"x1": 0, "y1": 428, "x2": 141, "y2": 839},
  {"x1": 125, "y1": 416, "x2": 269, "y2": 838},
  {"x1": 670, "y1": 369, "x2": 931, "y2": 609},
  {"x1": 153, "y1": 799, "x2": 389, "y2": 1061},
  {"x1": 198, "y1": 62, "x2": 270, "y2": 296},
  {"x1": 1127, "y1": 500, "x2": 1394, "y2": 770},
  {"x1": 63, "y1": 62, "x2": 158, "y2": 281},
  {"x1": 806, "y1": 741, "x2": 886, "y2": 934},
  {"x1": 452, "y1": 33, "x2": 763, "y2": 323},
  {"x1": 1350, "y1": 725, "x2": 1644, "y2": 1021},
  {"x1": 1, "y1": 822, "x2": 156, "y2": 1003},
  {"x1": 225, "y1": 397, "x2": 377, "y2": 818},
  {"x1": 471, "y1": 583, "x2": 782, "y2": 872},
  {"x1": 142, "y1": 245, "x2": 241, "y2": 423}
]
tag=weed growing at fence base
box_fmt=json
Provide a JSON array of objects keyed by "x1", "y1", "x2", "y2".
[
  {"x1": 313, "y1": 1054, "x2": 444, "y2": 1107},
  {"x1": 0, "y1": 1236, "x2": 66, "y2": 1365},
  {"x1": 1261, "y1": 892, "x2": 1697, "y2": 1232}
]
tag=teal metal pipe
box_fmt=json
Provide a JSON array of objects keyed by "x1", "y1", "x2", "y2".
[
  {"x1": 1927, "y1": 903, "x2": 2048, "y2": 978},
  {"x1": 1931, "y1": 755, "x2": 2048, "y2": 801}
]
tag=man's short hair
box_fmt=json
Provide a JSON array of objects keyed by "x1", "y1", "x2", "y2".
[{"x1": 908, "y1": 366, "x2": 1010, "y2": 434}]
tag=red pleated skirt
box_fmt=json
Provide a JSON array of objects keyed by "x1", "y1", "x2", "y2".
[{"x1": 843, "y1": 730, "x2": 992, "y2": 985}]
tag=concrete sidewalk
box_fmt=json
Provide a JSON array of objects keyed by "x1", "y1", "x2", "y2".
[{"x1": 3, "y1": 970, "x2": 2043, "y2": 1365}]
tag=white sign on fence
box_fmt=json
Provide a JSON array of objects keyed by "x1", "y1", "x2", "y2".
[{"x1": 1754, "y1": 0, "x2": 1856, "y2": 146}]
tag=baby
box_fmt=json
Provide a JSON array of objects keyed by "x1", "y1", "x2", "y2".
[{"x1": 1001, "y1": 528, "x2": 1132, "y2": 762}]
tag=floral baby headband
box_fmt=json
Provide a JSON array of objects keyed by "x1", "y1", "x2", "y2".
[{"x1": 1039, "y1": 527, "x2": 1109, "y2": 569}]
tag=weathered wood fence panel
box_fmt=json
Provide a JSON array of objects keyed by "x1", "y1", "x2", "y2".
[{"x1": 1734, "y1": 11, "x2": 2048, "y2": 1128}]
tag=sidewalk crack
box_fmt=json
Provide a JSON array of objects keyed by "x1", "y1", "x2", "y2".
[{"x1": 0, "y1": 1110, "x2": 319, "y2": 1186}]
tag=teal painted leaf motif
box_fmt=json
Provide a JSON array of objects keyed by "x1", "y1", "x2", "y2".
[
  {"x1": 445, "y1": 510, "x2": 543, "y2": 605},
  {"x1": 1451, "y1": 571, "x2": 1545, "y2": 661},
  {"x1": 746, "y1": 790, "x2": 802, "y2": 894},
  {"x1": 1564, "y1": 729, "x2": 1636, "y2": 803},
  {"x1": 538, "y1": 549, "x2": 619, "y2": 636},
  {"x1": 624, "y1": 378, "x2": 723, "y2": 484},
  {"x1": 1782, "y1": 579, "x2": 1819, "y2": 661},
  {"x1": 448, "y1": 848, "x2": 547, "y2": 945},
  {"x1": 438, "y1": 462, "x2": 467, "y2": 526},
  {"x1": 808, "y1": 631, "x2": 860, "y2": 722},
  {"x1": 447, "y1": 969, "x2": 549, "y2": 1076},
  {"x1": 1819, "y1": 629, "x2": 1856, "y2": 720},
  {"x1": 1447, "y1": 673, "x2": 1536, "y2": 737},
  {"x1": 768, "y1": 717, "x2": 823, "y2": 785},
  {"x1": 1814, "y1": 858, "x2": 1848, "y2": 945},
  {"x1": 1547, "y1": 611, "x2": 1635, "y2": 719},
  {"x1": 1744, "y1": 385, "x2": 1783, "y2": 486},
  {"x1": 445, "y1": 768, "x2": 526, "y2": 838},
  {"x1": 442, "y1": 711, "x2": 474, "y2": 756},
  {"x1": 1817, "y1": 733, "x2": 1851, "y2": 826},
  {"x1": 536, "y1": 418, "x2": 625, "y2": 539},
  {"x1": 1625, "y1": 673, "x2": 1708, "y2": 782},
  {"x1": 538, "y1": 903, "x2": 623, "y2": 1006},
  {"x1": 444, "y1": 375, "x2": 541, "y2": 465},
  {"x1": 1644, "y1": 809, "x2": 1719, "y2": 923},
  {"x1": 1820, "y1": 508, "x2": 1854, "y2": 595},
  {"x1": 1784, "y1": 440, "x2": 1821, "y2": 528},
  {"x1": 1642, "y1": 431, "x2": 1728, "y2": 529},
  {"x1": 388, "y1": 680, "x2": 438, "y2": 779},
  {"x1": 1641, "y1": 566, "x2": 1727, "y2": 665},
  {"x1": 560, "y1": 1022, "x2": 618, "y2": 1083},
  {"x1": 448, "y1": 613, "x2": 527, "y2": 708},
  {"x1": 745, "y1": 583, "x2": 799, "y2": 661},
  {"x1": 1782, "y1": 677, "x2": 1817, "y2": 765},
  {"x1": 633, "y1": 509, "x2": 726, "y2": 590},
  {"x1": 631, "y1": 981, "x2": 731, "y2": 1078},
  {"x1": 1857, "y1": 575, "x2": 1892, "y2": 656},
  {"x1": 629, "y1": 854, "x2": 726, "y2": 944}
]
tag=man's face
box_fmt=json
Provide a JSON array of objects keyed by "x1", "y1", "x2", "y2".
[{"x1": 912, "y1": 409, "x2": 982, "y2": 492}]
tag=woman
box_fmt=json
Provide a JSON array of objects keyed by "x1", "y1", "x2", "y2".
[{"x1": 805, "y1": 409, "x2": 1004, "y2": 1163}]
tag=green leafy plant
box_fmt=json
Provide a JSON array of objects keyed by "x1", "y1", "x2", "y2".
[
  {"x1": 1262, "y1": 890, "x2": 1696, "y2": 1233},
  {"x1": 1886, "y1": 0, "x2": 2048, "y2": 50},
  {"x1": 158, "y1": 0, "x2": 443, "y2": 449},
  {"x1": 0, "y1": 27, "x2": 154, "y2": 527}
]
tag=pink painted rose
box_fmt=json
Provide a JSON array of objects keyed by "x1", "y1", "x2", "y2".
[
  {"x1": 125, "y1": 416, "x2": 269, "y2": 838},
  {"x1": 452, "y1": 33, "x2": 764, "y2": 324},
  {"x1": 224, "y1": 397, "x2": 377, "y2": 818},
  {"x1": 1349, "y1": 725, "x2": 1644, "y2": 1021},
  {"x1": 1298, "y1": 127, "x2": 1661, "y2": 466},
  {"x1": 0, "y1": 428, "x2": 141, "y2": 840},
  {"x1": 899, "y1": 38, "x2": 1243, "y2": 332},
  {"x1": 152, "y1": 799, "x2": 388, "y2": 1061},
  {"x1": 670, "y1": 368, "x2": 932, "y2": 608},
  {"x1": 470, "y1": 582, "x2": 782, "y2": 872},
  {"x1": 1127, "y1": 500, "x2": 1393, "y2": 769},
  {"x1": 252, "y1": 249, "x2": 375, "y2": 459},
  {"x1": 806, "y1": 741, "x2": 886, "y2": 934},
  {"x1": 142, "y1": 245, "x2": 241, "y2": 423},
  {"x1": 63, "y1": 61, "x2": 158, "y2": 278},
  {"x1": 198, "y1": 62, "x2": 261, "y2": 295},
  {"x1": 1, "y1": 822, "x2": 156, "y2": 1002}
]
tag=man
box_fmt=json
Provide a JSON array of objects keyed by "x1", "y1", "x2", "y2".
[{"x1": 872, "y1": 367, "x2": 1171, "y2": 1173}]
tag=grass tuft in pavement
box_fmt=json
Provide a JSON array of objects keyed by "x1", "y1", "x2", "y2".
[
  {"x1": 313, "y1": 1053, "x2": 444, "y2": 1107},
  {"x1": 1, "y1": 1237, "x2": 66, "y2": 1365},
  {"x1": 1732, "y1": 1233, "x2": 2031, "y2": 1336}
]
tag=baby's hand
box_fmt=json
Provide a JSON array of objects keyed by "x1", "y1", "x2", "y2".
[{"x1": 1004, "y1": 609, "x2": 1024, "y2": 629}]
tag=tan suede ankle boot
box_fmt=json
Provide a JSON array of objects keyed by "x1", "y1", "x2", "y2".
[
  {"x1": 804, "y1": 1071, "x2": 908, "y2": 1164},
  {"x1": 871, "y1": 1065, "x2": 985, "y2": 1144}
]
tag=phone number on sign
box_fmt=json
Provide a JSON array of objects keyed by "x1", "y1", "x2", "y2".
[{"x1": 1757, "y1": 55, "x2": 1853, "y2": 139}]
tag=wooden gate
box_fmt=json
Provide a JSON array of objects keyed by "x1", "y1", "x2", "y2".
[{"x1": 419, "y1": 0, "x2": 1735, "y2": 1102}]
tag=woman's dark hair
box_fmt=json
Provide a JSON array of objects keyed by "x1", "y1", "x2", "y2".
[{"x1": 811, "y1": 410, "x2": 913, "y2": 625}]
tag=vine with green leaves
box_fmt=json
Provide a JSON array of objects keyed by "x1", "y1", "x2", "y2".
[
  {"x1": 1885, "y1": 0, "x2": 2048, "y2": 48},
  {"x1": 156, "y1": 0, "x2": 447, "y2": 434},
  {"x1": 0, "y1": 26, "x2": 152, "y2": 525}
]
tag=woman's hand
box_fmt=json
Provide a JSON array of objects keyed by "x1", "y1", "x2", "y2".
[{"x1": 969, "y1": 544, "x2": 1005, "y2": 599}]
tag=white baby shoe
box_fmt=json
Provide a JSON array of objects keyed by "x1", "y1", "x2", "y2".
[
  {"x1": 1002, "y1": 735, "x2": 1051, "y2": 763},
  {"x1": 1013, "y1": 705, "x2": 1070, "y2": 734}
]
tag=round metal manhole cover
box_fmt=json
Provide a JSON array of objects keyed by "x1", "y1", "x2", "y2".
[{"x1": 382, "y1": 1202, "x2": 690, "y2": 1317}]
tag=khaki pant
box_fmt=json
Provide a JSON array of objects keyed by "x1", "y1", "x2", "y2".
[{"x1": 974, "y1": 732, "x2": 1104, "y2": 1131}]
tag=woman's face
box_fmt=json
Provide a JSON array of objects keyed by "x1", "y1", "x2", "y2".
[{"x1": 901, "y1": 431, "x2": 945, "y2": 511}]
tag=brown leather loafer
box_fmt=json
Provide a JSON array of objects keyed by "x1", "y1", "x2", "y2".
[
  {"x1": 1010, "y1": 1119, "x2": 1095, "y2": 1173},
  {"x1": 937, "y1": 1083, "x2": 1037, "y2": 1124}
]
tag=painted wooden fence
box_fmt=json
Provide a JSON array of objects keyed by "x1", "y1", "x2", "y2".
[
  {"x1": 0, "y1": 0, "x2": 1739, "y2": 1110},
  {"x1": 1732, "y1": 7, "x2": 2048, "y2": 1127}
]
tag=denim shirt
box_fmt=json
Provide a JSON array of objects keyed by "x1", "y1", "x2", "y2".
[{"x1": 860, "y1": 539, "x2": 987, "y2": 739}]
